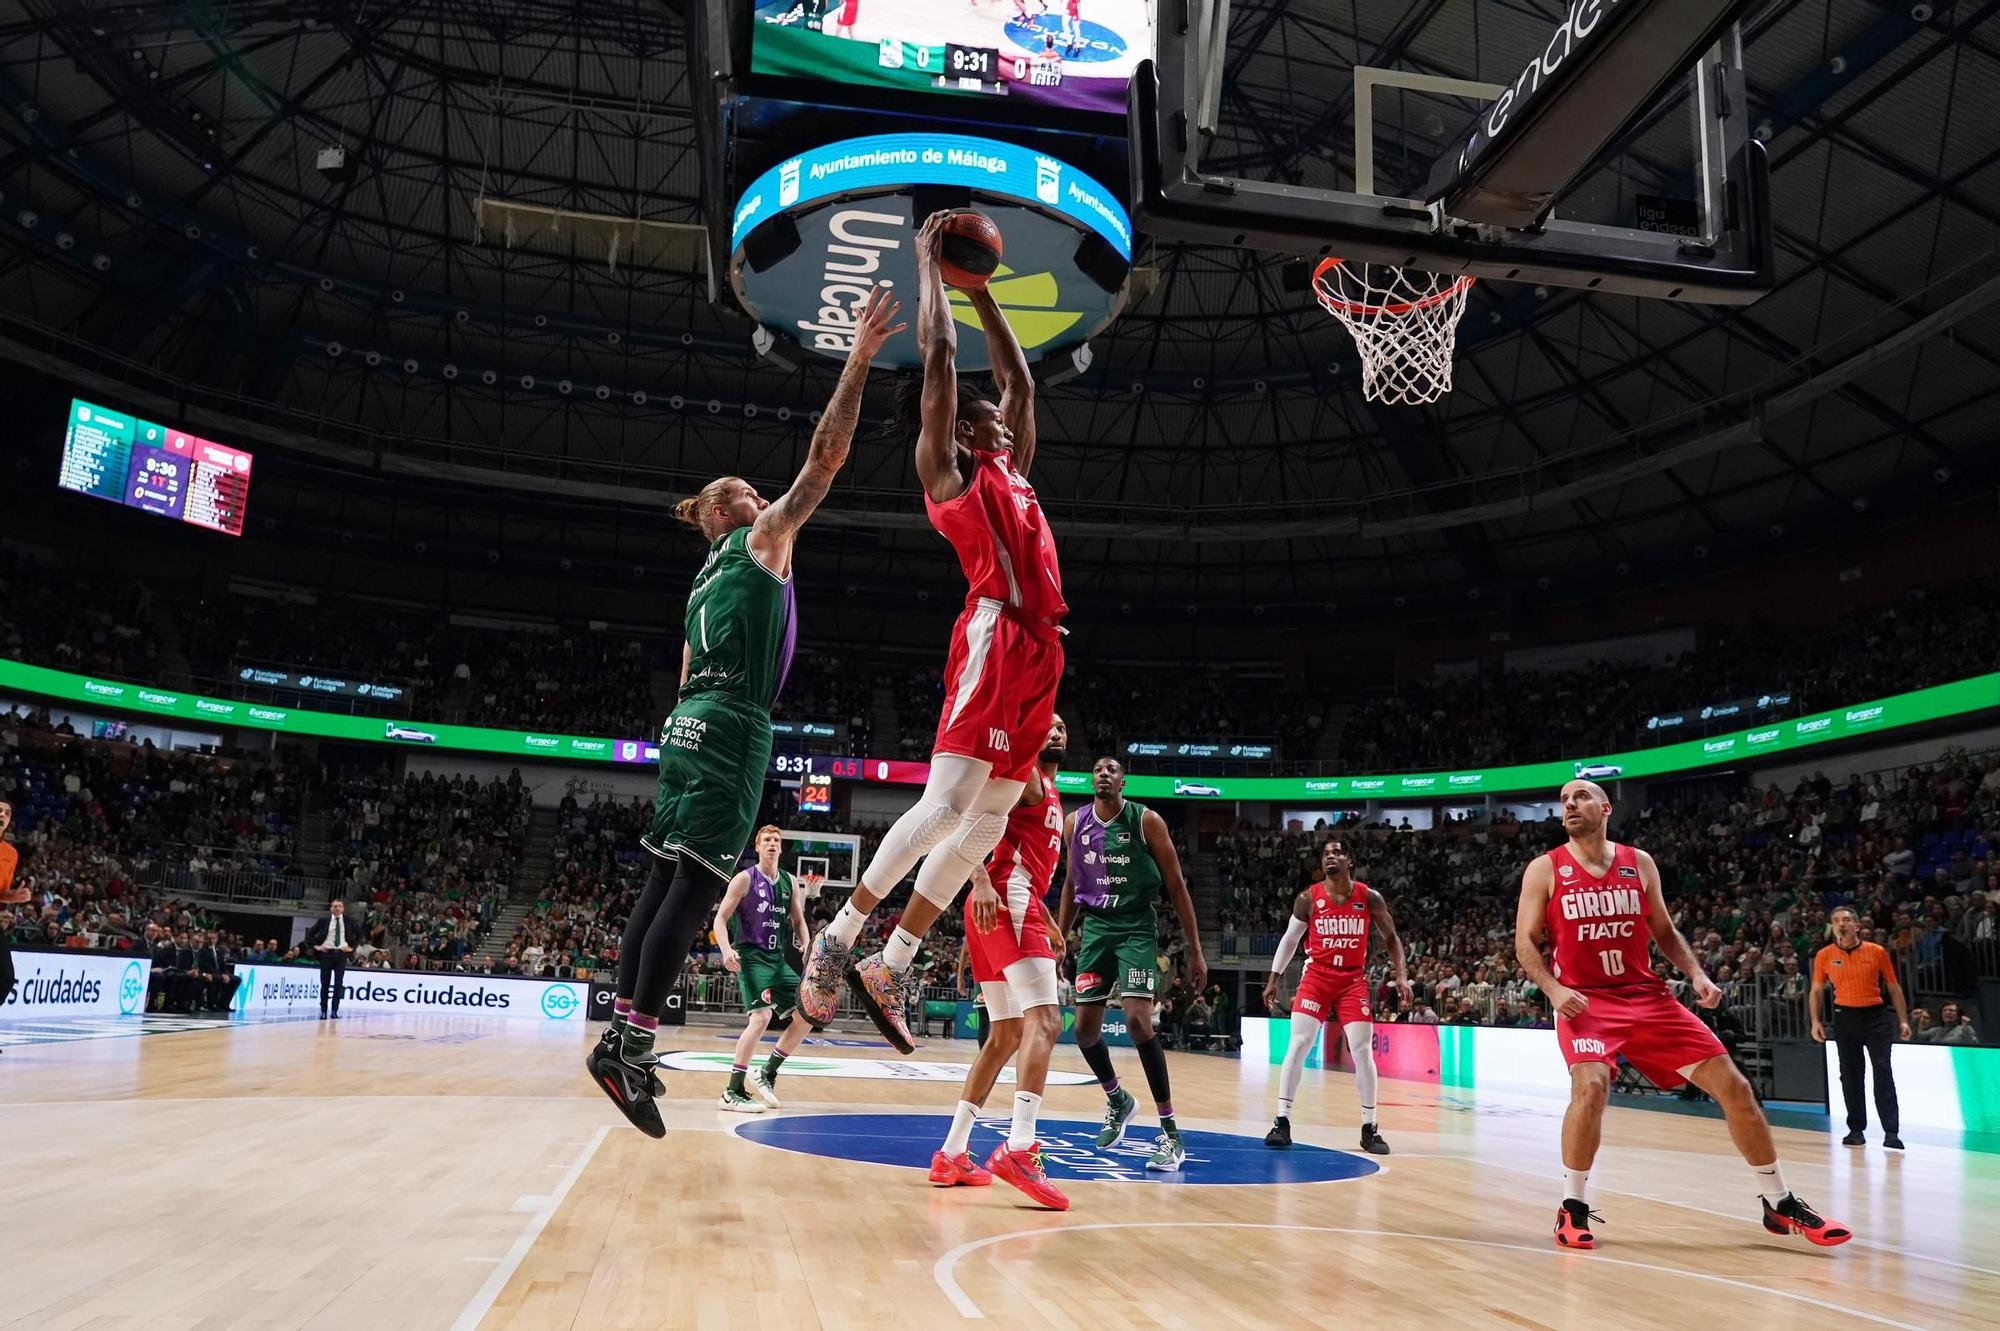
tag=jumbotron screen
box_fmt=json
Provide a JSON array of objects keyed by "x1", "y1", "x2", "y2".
[
  {"x1": 750, "y1": 1, "x2": 1154, "y2": 117},
  {"x1": 57, "y1": 398, "x2": 254, "y2": 537}
]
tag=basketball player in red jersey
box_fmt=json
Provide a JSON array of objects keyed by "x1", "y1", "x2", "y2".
[
  {"x1": 1261, "y1": 837, "x2": 1410, "y2": 1154},
  {"x1": 930, "y1": 714, "x2": 1070, "y2": 1209},
  {"x1": 1516, "y1": 779, "x2": 1852, "y2": 1251},
  {"x1": 800, "y1": 210, "x2": 1065, "y2": 1053}
]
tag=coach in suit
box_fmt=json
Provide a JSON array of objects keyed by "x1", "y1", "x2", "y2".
[
  {"x1": 305, "y1": 901, "x2": 356, "y2": 1019},
  {"x1": 194, "y1": 930, "x2": 240, "y2": 1012}
]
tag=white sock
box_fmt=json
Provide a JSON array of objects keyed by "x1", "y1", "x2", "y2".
[
  {"x1": 1008, "y1": 1091, "x2": 1042, "y2": 1151},
  {"x1": 883, "y1": 926, "x2": 922, "y2": 974},
  {"x1": 1752, "y1": 1161, "x2": 1788, "y2": 1206},
  {"x1": 943, "y1": 1100, "x2": 978, "y2": 1156},
  {"x1": 1563, "y1": 1168, "x2": 1590, "y2": 1204},
  {"x1": 827, "y1": 901, "x2": 867, "y2": 948},
  {"x1": 1276, "y1": 1096, "x2": 1294, "y2": 1119}
]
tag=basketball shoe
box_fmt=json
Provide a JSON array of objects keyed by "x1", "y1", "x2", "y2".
[
  {"x1": 797, "y1": 930, "x2": 852, "y2": 1026},
  {"x1": 748, "y1": 1064, "x2": 781, "y2": 1108},
  {"x1": 929, "y1": 1151, "x2": 992, "y2": 1187},
  {"x1": 1554, "y1": 1200, "x2": 1600, "y2": 1249},
  {"x1": 1095, "y1": 1087, "x2": 1138, "y2": 1148},
  {"x1": 986, "y1": 1142, "x2": 1070, "y2": 1210},
  {"x1": 1761, "y1": 1194, "x2": 1852, "y2": 1246},
  {"x1": 848, "y1": 953, "x2": 918, "y2": 1053},
  {"x1": 1263, "y1": 1116, "x2": 1292, "y2": 1149}
]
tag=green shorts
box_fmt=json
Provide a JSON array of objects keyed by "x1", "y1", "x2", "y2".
[
  {"x1": 641, "y1": 694, "x2": 775, "y2": 881},
  {"x1": 736, "y1": 946, "x2": 799, "y2": 1018},
  {"x1": 1073, "y1": 919, "x2": 1162, "y2": 1004}
]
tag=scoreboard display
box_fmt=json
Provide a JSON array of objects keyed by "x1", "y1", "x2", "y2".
[
  {"x1": 59, "y1": 398, "x2": 254, "y2": 537},
  {"x1": 750, "y1": 0, "x2": 1153, "y2": 117}
]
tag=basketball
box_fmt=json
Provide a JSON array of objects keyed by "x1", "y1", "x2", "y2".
[{"x1": 937, "y1": 211, "x2": 1003, "y2": 290}]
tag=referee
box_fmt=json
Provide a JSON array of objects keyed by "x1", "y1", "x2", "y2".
[
  {"x1": 0, "y1": 801, "x2": 24, "y2": 1041},
  {"x1": 1810, "y1": 906, "x2": 1910, "y2": 1150}
]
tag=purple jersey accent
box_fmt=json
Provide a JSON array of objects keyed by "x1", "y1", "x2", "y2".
[
  {"x1": 736, "y1": 866, "x2": 781, "y2": 951},
  {"x1": 772, "y1": 577, "x2": 797, "y2": 703},
  {"x1": 1069, "y1": 805, "x2": 1113, "y2": 909}
]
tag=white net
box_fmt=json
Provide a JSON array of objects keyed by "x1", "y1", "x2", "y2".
[{"x1": 1313, "y1": 259, "x2": 1474, "y2": 406}]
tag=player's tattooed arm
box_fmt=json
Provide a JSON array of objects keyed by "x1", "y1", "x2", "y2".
[{"x1": 754, "y1": 286, "x2": 904, "y2": 556}]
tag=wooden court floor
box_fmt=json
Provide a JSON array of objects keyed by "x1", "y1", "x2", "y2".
[{"x1": 2, "y1": 1012, "x2": 1995, "y2": 1330}]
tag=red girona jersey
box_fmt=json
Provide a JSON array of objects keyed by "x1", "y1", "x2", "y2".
[
  {"x1": 924, "y1": 449, "x2": 1067, "y2": 623},
  {"x1": 1545, "y1": 842, "x2": 1663, "y2": 993},
  {"x1": 1303, "y1": 878, "x2": 1371, "y2": 973},
  {"x1": 988, "y1": 776, "x2": 1065, "y2": 904}
]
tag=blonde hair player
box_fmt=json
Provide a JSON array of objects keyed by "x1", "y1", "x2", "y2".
[
  {"x1": 1515, "y1": 779, "x2": 1853, "y2": 1251},
  {"x1": 584, "y1": 286, "x2": 904, "y2": 1138},
  {"x1": 929, "y1": 714, "x2": 1071, "y2": 1209},
  {"x1": 1261, "y1": 836, "x2": 1410, "y2": 1154},
  {"x1": 712, "y1": 826, "x2": 824, "y2": 1113},
  {"x1": 799, "y1": 211, "x2": 1067, "y2": 1054}
]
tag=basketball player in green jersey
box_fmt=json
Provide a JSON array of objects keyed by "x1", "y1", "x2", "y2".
[
  {"x1": 712, "y1": 825, "x2": 822, "y2": 1113},
  {"x1": 587, "y1": 285, "x2": 904, "y2": 1138},
  {"x1": 1057, "y1": 756, "x2": 1206, "y2": 1171}
]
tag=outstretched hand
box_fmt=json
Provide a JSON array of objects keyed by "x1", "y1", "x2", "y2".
[
  {"x1": 914, "y1": 210, "x2": 949, "y2": 268},
  {"x1": 847, "y1": 284, "x2": 905, "y2": 361}
]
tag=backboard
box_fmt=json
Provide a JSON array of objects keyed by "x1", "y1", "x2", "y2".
[{"x1": 1132, "y1": 0, "x2": 1773, "y2": 304}]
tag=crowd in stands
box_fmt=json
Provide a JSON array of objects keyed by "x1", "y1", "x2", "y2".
[
  {"x1": 2, "y1": 705, "x2": 300, "y2": 873},
  {"x1": 0, "y1": 543, "x2": 159, "y2": 681},
  {"x1": 496, "y1": 793, "x2": 653, "y2": 980},
  {"x1": 6, "y1": 536, "x2": 1996, "y2": 784},
  {"x1": 324, "y1": 767, "x2": 529, "y2": 963}
]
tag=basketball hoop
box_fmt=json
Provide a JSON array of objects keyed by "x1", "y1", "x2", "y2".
[{"x1": 1312, "y1": 258, "x2": 1473, "y2": 406}]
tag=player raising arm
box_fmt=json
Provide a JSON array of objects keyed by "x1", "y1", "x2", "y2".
[
  {"x1": 1515, "y1": 779, "x2": 1851, "y2": 1252},
  {"x1": 586, "y1": 287, "x2": 903, "y2": 1138},
  {"x1": 800, "y1": 210, "x2": 1064, "y2": 1054}
]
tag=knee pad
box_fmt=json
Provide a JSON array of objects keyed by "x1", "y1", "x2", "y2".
[
  {"x1": 948, "y1": 807, "x2": 1010, "y2": 864},
  {"x1": 904, "y1": 798, "x2": 964, "y2": 856}
]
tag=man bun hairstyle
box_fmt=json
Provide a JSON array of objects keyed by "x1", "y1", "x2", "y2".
[{"x1": 676, "y1": 476, "x2": 741, "y2": 536}]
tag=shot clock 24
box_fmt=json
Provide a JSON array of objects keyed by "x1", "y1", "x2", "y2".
[{"x1": 58, "y1": 398, "x2": 254, "y2": 537}]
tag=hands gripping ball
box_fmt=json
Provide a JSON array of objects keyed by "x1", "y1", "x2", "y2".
[{"x1": 937, "y1": 211, "x2": 1003, "y2": 290}]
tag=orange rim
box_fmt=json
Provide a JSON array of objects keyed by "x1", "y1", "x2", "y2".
[{"x1": 1312, "y1": 257, "x2": 1474, "y2": 317}]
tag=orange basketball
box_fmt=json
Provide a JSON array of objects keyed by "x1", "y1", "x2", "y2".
[{"x1": 937, "y1": 211, "x2": 1003, "y2": 290}]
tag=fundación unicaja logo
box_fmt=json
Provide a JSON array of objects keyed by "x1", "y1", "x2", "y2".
[
  {"x1": 119, "y1": 962, "x2": 145, "y2": 1015},
  {"x1": 541, "y1": 985, "x2": 579, "y2": 1020},
  {"x1": 779, "y1": 158, "x2": 802, "y2": 207}
]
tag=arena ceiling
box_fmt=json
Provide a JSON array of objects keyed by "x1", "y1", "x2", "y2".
[{"x1": 0, "y1": 0, "x2": 1995, "y2": 625}]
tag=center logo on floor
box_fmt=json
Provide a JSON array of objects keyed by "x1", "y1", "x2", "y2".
[{"x1": 732, "y1": 1112, "x2": 1382, "y2": 1185}]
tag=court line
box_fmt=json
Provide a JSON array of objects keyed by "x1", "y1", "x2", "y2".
[
  {"x1": 931, "y1": 1222, "x2": 1936, "y2": 1328},
  {"x1": 449, "y1": 1124, "x2": 609, "y2": 1331},
  {"x1": 1395, "y1": 1147, "x2": 2000, "y2": 1280}
]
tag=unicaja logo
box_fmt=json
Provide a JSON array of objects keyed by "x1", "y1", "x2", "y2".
[
  {"x1": 541, "y1": 985, "x2": 579, "y2": 1020},
  {"x1": 118, "y1": 962, "x2": 145, "y2": 1015}
]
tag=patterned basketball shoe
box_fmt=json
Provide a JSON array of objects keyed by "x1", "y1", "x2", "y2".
[
  {"x1": 797, "y1": 930, "x2": 853, "y2": 1027},
  {"x1": 848, "y1": 952, "x2": 918, "y2": 1054}
]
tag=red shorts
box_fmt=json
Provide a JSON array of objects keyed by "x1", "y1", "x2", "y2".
[
  {"x1": 1294, "y1": 963, "x2": 1371, "y2": 1027},
  {"x1": 933, "y1": 600, "x2": 1064, "y2": 783},
  {"x1": 964, "y1": 876, "x2": 1057, "y2": 983},
  {"x1": 1556, "y1": 986, "x2": 1728, "y2": 1089}
]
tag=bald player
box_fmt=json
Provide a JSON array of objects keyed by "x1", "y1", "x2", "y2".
[{"x1": 1515, "y1": 779, "x2": 1852, "y2": 1251}]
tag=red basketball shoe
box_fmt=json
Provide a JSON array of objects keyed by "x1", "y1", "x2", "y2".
[
  {"x1": 1554, "y1": 1199, "x2": 1599, "y2": 1249},
  {"x1": 986, "y1": 1142, "x2": 1071, "y2": 1211},
  {"x1": 928, "y1": 1150, "x2": 993, "y2": 1187},
  {"x1": 1761, "y1": 1194, "x2": 1852, "y2": 1247}
]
